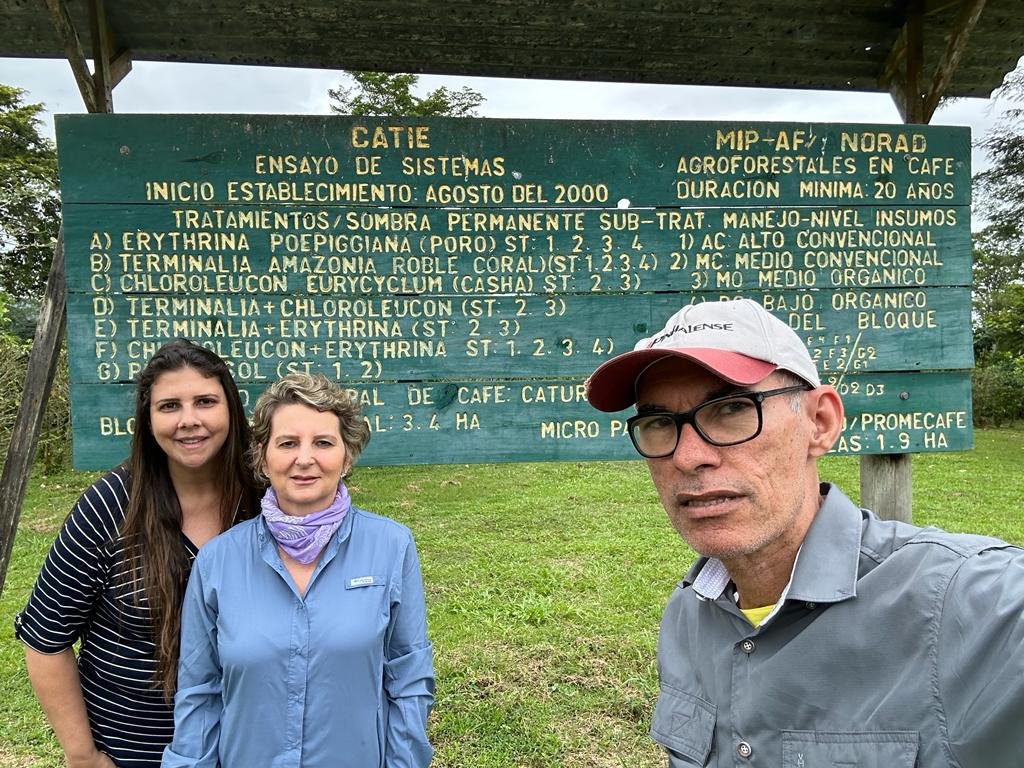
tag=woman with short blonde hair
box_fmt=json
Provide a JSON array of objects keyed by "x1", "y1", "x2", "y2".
[{"x1": 165, "y1": 373, "x2": 434, "y2": 768}]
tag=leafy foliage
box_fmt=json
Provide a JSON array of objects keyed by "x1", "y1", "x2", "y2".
[
  {"x1": 971, "y1": 230, "x2": 1024, "y2": 320},
  {"x1": 972, "y1": 231, "x2": 1024, "y2": 365},
  {"x1": 0, "y1": 85, "x2": 60, "y2": 301},
  {"x1": 971, "y1": 68, "x2": 1024, "y2": 425},
  {"x1": 0, "y1": 86, "x2": 68, "y2": 473},
  {"x1": 974, "y1": 68, "x2": 1024, "y2": 252},
  {"x1": 981, "y1": 283, "x2": 1024, "y2": 358},
  {"x1": 328, "y1": 72, "x2": 484, "y2": 117},
  {"x1": 0, "y1": 291, "x2": 70, "y2": 475},
  {"x1": 0, "y1": 291, "x2": 30, "y2": 467},
  {"x1": 972, "y1": 353, "x2": 1024, "y2": 426}
]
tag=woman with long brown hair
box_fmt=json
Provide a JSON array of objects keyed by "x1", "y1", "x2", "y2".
[{"x1": 16, "y1": 339, "x2": 260, "y2": 768}]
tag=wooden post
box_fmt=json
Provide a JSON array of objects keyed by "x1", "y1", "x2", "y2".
[
  {"x1": 43, "y1": 0, "x2": 98, "y2": 113},
  {"x1": 863, "y1": 11, "x2": 920, "y2": 520},
  {"x1": 905, "y1": 0, "x2": 925, "y2": 123},
  {"x1": 861, "y1": 0, "x2": 920, "y2": 522},
  {"x1": 867, "y1": 0, "x2": 921, "y2": 522},
  {"x1": 0, "y1": 230, "x2": 66, "y2": 593},
  {"x1": 860, "y1": 453, "x2": 913, "y2": 524},
  {"x1": 89, "y1": 0, "x2": 114, "y2": 113},
  {"x1": 863, "y1": 0, "x2": 984, "y2": 523}
]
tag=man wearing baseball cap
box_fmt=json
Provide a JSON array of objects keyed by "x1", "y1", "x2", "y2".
[{"x1": 586, "y1": 297, "x2": 1024, "y2": 767}]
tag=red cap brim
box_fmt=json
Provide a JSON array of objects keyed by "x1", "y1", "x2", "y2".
[{"x1": 585, "y1": 348, "x2": 778, "y2": 412}]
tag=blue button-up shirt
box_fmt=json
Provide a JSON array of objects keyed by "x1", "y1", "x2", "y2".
[
  {"x1": 163, "y1": 508, "x2": 434, "y2": 768},
  {"x1": 651, "y1": 483, "x2": 1024, "y2": 767}
]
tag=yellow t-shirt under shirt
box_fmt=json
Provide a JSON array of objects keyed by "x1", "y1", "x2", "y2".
[{"x1": 740, "y1": 603, "x2": 776, "y2": 627}]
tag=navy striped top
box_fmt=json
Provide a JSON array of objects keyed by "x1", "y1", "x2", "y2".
[{"x1": 15, "y1": 467, "x2": 197, "y2": 768}]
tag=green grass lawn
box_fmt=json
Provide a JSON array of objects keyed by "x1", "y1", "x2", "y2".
[{"x1": 2, "y1": 428, "x2": 1022, "y2": 767}]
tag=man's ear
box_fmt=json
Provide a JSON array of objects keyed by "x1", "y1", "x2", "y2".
[{"x1": 805, "y1": 386, "x2": 844, "y2": 458}]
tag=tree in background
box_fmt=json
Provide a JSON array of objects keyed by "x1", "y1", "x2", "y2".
[
  {"x1": 974, "y1": 68, "x2": 1024, "y2": 251},
  {"x1": 971, "y1": 68, "x2": 1024, "y2": 424},
  {"x1": 0, "y1": 85, "x2": 69, "y2": 472},
  {"x1": 972, "y1": 229, "x2": 1024, "y2": 318},
  {"x1": 328, "y1": 71, "x2": 484, "y2": 117},
  {"x1": 982, "y1": 283, "x2": 1024, "y2": 357},
  {"x1": 0, "y1": 84, "x2": 60, "y2": 302},
  {"x1": 973, "y1": 68, "x2": 1024, "y2": 351}
]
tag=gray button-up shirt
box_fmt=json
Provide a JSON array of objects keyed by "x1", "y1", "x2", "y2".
[{"x1": 651, "y1": 483, "x2": 1024, "y2": 767}]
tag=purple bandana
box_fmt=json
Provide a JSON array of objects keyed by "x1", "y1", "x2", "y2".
[{"x1": 260, "y1": 483, "x2": 351, "y2": 563}]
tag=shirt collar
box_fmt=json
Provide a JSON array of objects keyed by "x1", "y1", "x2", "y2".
[
  {"x1": 683, "y1": 483, "x2": 862, "y2": 605},
  {"x1": 256, "y1": 505, "x2": 357, "y2": 567},
  {"x1": 786, "y1": 483, "x2": 861, "y2": 603}
]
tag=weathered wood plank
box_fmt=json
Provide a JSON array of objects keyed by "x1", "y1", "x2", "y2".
[
  {"x1": 55, "y1": 115, "x2": 971, "y2": 207},
  {"x1": 7, "y1": 0, "x2": 1018, "y2": 97},
  {"x1": 62, "y1": 203, "x2": 972, "y2": 292},
  {"x1": 65, "y1": 288, "x2": 973, "y2": 385},
  {"x1": 42, "y1": 0, "x2": 98, "y2": 113},
  {"x1": 922, "y1": 0, "x2": 989, "y2": 121},
  {"x1": 69, "y1": 371, "x2": 971, "y2": 469}
]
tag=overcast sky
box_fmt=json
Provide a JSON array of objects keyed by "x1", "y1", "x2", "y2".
[{"x1": 3, "y1": 55, "x2": 1021, "y2": 180}]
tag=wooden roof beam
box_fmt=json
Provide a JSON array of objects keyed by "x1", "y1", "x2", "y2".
[
  {"x1": 43, "y1": 0, "x2": 98, "y2": 112},
  {"x1": 881, "y1": 0, "x2": 988, "y2": 124},
  {"x1": 923, "y1": 0, "x2": 988, "y2": 120},
  {"x1": 42, "y1": 0, "x2": 132, "y2": 114},
  {"x1": 881, "y1": 0, "x2": 925, "y2": 122},
  {"x1": 907, "y1": 0, "x2": 925, "y2": 122}
]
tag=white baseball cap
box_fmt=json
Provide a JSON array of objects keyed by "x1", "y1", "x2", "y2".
[{"x1": 585, "y1": 298, "x2": 821, "y2": 412}]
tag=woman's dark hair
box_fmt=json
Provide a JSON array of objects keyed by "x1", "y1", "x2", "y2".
[{"x1": 119, "y1": 339, "x2": 259, "y2": 700}]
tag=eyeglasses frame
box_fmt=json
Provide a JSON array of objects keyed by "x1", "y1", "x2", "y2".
[{"x1": 626, "y1": 384, "x2": 813, "y2": 458}]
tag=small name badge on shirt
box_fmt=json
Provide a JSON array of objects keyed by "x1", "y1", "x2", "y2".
[{"x1": 347, "y1": 576, "x2": 377, "y2": 588}]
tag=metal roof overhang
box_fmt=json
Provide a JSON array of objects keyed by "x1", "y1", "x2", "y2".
[{"x1": 4, "y1": 0, "x2": 1023, "y2": 119}]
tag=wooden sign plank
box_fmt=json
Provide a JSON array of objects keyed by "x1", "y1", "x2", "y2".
[
  {"x1": 66, "y1": 288, "x2": 973, "y2": 384},
  {"x1": 69, "y1": 371, "x2": 971, "y2": 469},
  {"x1": 56, "y1": 115, "x2": 971, "y2": 207},
  {"x1": 62, "y1": 203, "x2": 971, "y2": 292}
]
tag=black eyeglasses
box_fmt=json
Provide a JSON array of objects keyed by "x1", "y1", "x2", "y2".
[{"x1": 626, "y1": 385, "x2": 811, "y2": 458}]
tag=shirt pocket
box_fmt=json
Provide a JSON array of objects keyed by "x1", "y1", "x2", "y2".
[
  {"x1": 339, "y1": 574, "x2": 391, "y2": 640},
  {"x1": 649, "y1": 683, "x2": 717, "y2": 765},
  {"x1": 344, "y1": 573, "x2": 390, "y2": 620},
  {"x1": 782, "y1": 730, "x2": 919, "y2": 768}
]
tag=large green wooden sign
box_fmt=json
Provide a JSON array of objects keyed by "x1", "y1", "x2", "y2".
[{"x1": 56, "y1": 115, "x2": 972, "y2": 469}]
